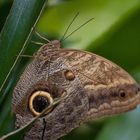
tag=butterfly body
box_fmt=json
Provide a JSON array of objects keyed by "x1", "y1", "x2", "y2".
[{"x1": 13, "y1": 40, "x2": 140, "y2": 140}]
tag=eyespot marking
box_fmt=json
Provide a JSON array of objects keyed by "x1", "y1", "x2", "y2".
[
  {"x1": 119, "y1": 90, "x2": 126, "y2": 99},
  {"x1": 29, "y1": 91, "x2": 53, "y2": 116},
  {"x1": 64, "y1": 70, "x2": 75, "y2": 81}
]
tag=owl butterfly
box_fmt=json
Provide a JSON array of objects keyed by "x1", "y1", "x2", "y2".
[{"x1": 12, "y1": 15, "x2": 140, "y2": 140}]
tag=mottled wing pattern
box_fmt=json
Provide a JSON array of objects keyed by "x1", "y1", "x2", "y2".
[
  {"x1": 55, "y1": 49, "x2": 140, "y2": 120},
  {"x1": 13, "y1": 41, "x2": 140, "y2": 140}
]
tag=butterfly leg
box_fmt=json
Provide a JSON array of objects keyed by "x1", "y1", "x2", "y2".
[{"x1": 41, "y1": 118, "x2": 47, "y2": 140}]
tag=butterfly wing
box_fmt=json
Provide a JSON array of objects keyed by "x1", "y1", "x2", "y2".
[
  {"x1": 13, "y1": 46, "x2": 140, "y2": 140},
  {"x1": 52, "y1": 49, "x2": 140, "y2": 120}
]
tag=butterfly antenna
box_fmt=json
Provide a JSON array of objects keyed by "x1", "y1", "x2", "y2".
[
  {"x1": 61, "y1": 18, "x2": 94, "y2": 42},
  {"x1": 60, "y1": 12, "x2": 79, "y2": 41},
  {"x1": 35, "y1": 31, "x2": 51, "y2": 43}
]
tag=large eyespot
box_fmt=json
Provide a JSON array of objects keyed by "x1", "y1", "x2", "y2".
[
  {"x1": 119, "y1": 90, "x2": 126, "y2": 99},
  {"x1": 29, "y1": 91, "x2": 53, "y2": 116}
]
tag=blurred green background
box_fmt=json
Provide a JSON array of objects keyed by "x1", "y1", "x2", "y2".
[{"x1": 0, "y1": 0, "x2": 140, "y2": 140}]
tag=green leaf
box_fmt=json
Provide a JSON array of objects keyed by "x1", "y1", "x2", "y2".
[
  {"x1": 92, "y1": 10, "x2": 140, "y2": 72},
  {"x1": 0, "y1": 0, "x2": 47, "y2": 97},
  {"x1": 0, "y1": 0, "x2": 47, "y2": 136},
  {"x1": 38, "y1": 0, "x2": 140, "y2": 50},
  {"x1": 95, "y1": 108, "x2": 140, "y2": 140}
]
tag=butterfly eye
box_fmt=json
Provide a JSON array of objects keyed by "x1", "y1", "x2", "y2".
[
  {"x1": 119, "y1": 90, "x2": 126, "y2": 99},
  {"x1": 29, "y1": 91, "x2": 53, "y2": 116}
]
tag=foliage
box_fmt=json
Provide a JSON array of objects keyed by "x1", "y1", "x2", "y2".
[{"x1": 0, "y1": 0, "x2": 140, "y2": 140}]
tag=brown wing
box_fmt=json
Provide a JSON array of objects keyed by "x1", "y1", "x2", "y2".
[
  {"x1": 13, "y1": 46, "x2": 140, "y2": 140},
  {"x1": 55, "y1": 49, "x2": 140, "y2": 120}
]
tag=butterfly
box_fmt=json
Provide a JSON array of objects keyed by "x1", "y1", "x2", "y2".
[
  {"x1": 12, "y1": 38, "x2": 140, "y2": 140},
  {"x1": 12, "y1": 13, "x2": 140, "y2": 140}
]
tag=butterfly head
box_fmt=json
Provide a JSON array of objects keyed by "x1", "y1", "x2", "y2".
[{"x1": 35, "y1": 40, "x2": 61, "y2": 59}]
